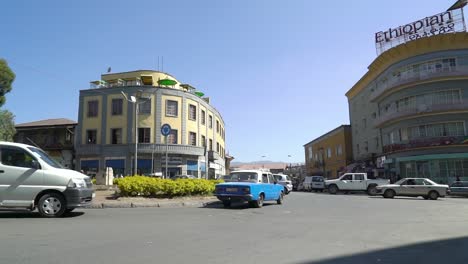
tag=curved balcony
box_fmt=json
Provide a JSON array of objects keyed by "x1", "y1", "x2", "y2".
[
  {"x1": 374, "y1": 101, "x2": 468, "y2": 128},
  {"x1": 382, "y1": 136, "x2": 468, "y2": 154},
  {"x1": 370, "y1": 65, "x2": 468, "y2": 102},
  {"x1": 76, "y1": 143, "x2": 208, "y2": 157}
]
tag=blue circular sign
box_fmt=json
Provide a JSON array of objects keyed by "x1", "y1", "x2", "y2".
[{"x1": 161, "y1": 124, "x2": 172, "y2": 136}]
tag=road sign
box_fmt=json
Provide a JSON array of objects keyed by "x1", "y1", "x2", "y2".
[{"x1": 161, "y1": 124, "x2": 172, "y2": 136}]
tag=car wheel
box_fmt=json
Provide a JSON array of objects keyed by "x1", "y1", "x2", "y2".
[
  {"x1": 252, "y1": 194, "x2": 264, "y2": 208},
  {"x1": 37, "y1": 193, "x2": 66, "y2": 217},
  {"x1": 284, "y1": 187, "x2": 289, "y2": 195},
  {"x1": 277, "y1": 192, "x2": 284, "y2": 205},
  {"x1": 367, "y1": 185, "x2": 378, "y2": 196},
  {"x1": 222, "y1": 201, "x2": 231, "y2": 208},
  {"x1": 383, "y1": 189, "x2": 395, "y2": 199},
  {"x1": 428, "y1": 191, "x2": 439, "y2": 200},
  {"x1": 328, "y1": 185, "x2": 338, "y2": 194}
]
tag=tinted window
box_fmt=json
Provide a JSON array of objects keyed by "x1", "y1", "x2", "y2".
[
  {"x1": 342, "y1": 174, "x2": 352, "y2": 181},
  {"x1": 229, "y1": 172, "x2": 258, "y2": 183},
  {"x1": 355, "y1": 174, "x2": 365, "y2": 181},
  {"x1": 1, "y1": 147, "x2": 38, "y2": 169}
]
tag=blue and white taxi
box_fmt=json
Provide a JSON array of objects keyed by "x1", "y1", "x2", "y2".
[{"x1": 215, "y1": 170, "x2": 285, "y2": 208}]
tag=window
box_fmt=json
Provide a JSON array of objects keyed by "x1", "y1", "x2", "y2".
[
  {"x1": 201, "y1": 135, "x2": 206, "y2": 147},
  {"x1": 1, "y1": 147, "x2": 38, "y2": 169},
  {"x1": 140, "y1": 99, "x2": 151, "y2": 114},
  {"x1": 87, "y1": 100, "x2": 98, "y2": 117},
  {"x1": 364, "y1": 141, "x2": 368, "y2": 152},
  {"x1": 375, "y1": 137, "x2": 380, "y2": 148},
  {"x1": 201, "y1": 110, "x2": 206, "y2": 125},
  {"x1": 336, "y1": 145, "x2": 343, "y2": 156},
  {"x1": 86, "y1": 130, "x2": 97, "y2": 144},
  {"x1": 65, "y1": 130, "x2": 72, "y2": 142},
  {"x1": 216, "y1": 120, "x2": 220, "y2": 133},
  {"x1": 209, "y1": 139, "x2": 213, "y2": 151},
  {"x1": 268, "y1": 174, "x2": 275, "y2": 183},
  {"x1": 262, "y1": 174, "x2": 269, "y2": 183},
  {"x1": 111, "y1": 99, "x2": 123, "y2": 115},
  {"x1": 362, "y1": 118, "x2": 367, "y2": 128},
  {"x1": 168, "y1": 129, "x2": 178, "y2": 144},
  {"x1": 355, "y1": 174, "x2": 365, "y2": 181},
  {"x1": 188, "y1": 104, "x2": 196, "y2": 121},
  {"x1": 342, "y1": 174, "x2": 352, "y2": 181},
  {"x1": 308, "y1": 146, "x2": 313, "y2": 160},
  {"x1": 217, "y1": 142, "x2": 220, "y2": 153},
  {"x1": 189, "y1": 132, "x2": 197, "y2": 146},
  {"x1": 166, "y1": 100, "x2": 178, "y2": 117},
  {"x1": 209, "y1": 115, "x2": 213, "y2": 129},
  {"x1": 372, "y1": 112, "x2": 376, "y2": 119},
  {"x1": 111, "y1": 128, "x2": 122, "y2": 144},
  {"x1": 138, "y1": 128, "x2": 150, "y2": 143},
  {"x1": 326, "y1": 147, "x2": 332, "y2": 158}
]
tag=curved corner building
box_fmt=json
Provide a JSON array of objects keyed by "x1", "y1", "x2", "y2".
[
  {"x1": 76, "y1": 70, "x2": 226, "y2": 178},
  {"x1": 346, "y1": 32, "x2": 468, "y2": 183}
]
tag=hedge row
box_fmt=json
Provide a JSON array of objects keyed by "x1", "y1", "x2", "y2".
[{"x1": 115, "y1": 176, "x2": 223, "y2": 197}]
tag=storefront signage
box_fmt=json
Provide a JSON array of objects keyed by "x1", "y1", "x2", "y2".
[{"x1": 375, "y1": 8, "x2": 466, "y2": 55}]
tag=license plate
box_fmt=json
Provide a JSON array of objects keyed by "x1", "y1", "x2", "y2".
[
  {"x1": 226, "y1": 188, "x2": 238, "y2": 192},
  {"x1": 92, "y1": 193, "x2": 96, "y2": 198}
]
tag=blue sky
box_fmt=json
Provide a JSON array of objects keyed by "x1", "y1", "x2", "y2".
[{"x1": 1, "y1": 0, "x2": 455, "y2": 163}]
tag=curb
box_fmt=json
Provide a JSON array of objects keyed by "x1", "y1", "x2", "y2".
[{"x1": 85, "y1": 200, "x2": 220, "y2": 209}]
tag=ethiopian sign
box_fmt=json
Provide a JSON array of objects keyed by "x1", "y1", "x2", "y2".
[{"x1": 375, "y1": 9, "x2": 466, "y2": 55}]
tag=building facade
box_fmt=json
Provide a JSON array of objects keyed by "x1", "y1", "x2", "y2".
[
  {"x1": 346, "y1": 32, "x2": 468, "y2": 184},
  {"x1": 75, "y1": 70, "x2": 226, "y2": 179},
  {"x1": 14, "y1": 118, "x2": 77, "y2": 169},
  {"x1": 304, "y1": 125, "x2": 353, "y2": 179}
]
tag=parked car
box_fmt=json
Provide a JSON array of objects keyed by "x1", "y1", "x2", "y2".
[
  {"x1": 273, "y1": 174, "x2": 293, "y2": 194},
  {"x1": 447, "y1": 181, "x2": 468, "y2": 197},
  {"x1": 303, "y1": 176, "x2": 325, "y2": 192},
  {"x1": 376, "y1": 178, "x2": 449, "y2": 200},
  {"x1": 325, "y1": 173, "x2": 389, "y2": 195},
  {"x1": 171, "y1": 175, "x2": 197, "y2": 180},
  {"x1": 215, "y1": 170, "x2": 284, "y2": 208},
  {"x1": 0, "y1": 141, "x2": 94, "y2": 217}
]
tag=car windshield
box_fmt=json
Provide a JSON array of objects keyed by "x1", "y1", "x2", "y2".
[
  {"x1": 229, "y1": 172, "x2": 259, "y2": 183},
  {"x1": 27, "y1": 147, "x2": 63, "y2": 169}
]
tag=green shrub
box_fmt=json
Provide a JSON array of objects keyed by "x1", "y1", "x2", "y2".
[
  {"x1": 116, "y1": 176, "x2": 222, "y2": 197},
  {"x1": 91, "y1": 178, "x2": 97, "y2": 185}
]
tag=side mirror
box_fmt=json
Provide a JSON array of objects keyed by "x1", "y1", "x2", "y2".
[{"x1": 31, "y1": 160, "x2": 41, "y2": 170}]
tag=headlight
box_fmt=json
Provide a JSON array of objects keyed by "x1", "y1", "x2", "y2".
[{"x1": 68, "y1": 178, "x2": 87, "y2": 188}]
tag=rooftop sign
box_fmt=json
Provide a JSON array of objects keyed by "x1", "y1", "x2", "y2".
[{"x1": 375, "y1": 8, "x2": 466, "y2": 55}]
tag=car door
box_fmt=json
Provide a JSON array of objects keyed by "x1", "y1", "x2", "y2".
[
  {"x1": 0, "y1": 146, "x2": 44, "y2": 207},
  {"x1": 399, "y1": 179, "x2": 416, "y2": 195},
  {"x1": 339, "y1": 174, "x2": 353, "y2": 190},
  {"x1": 352, "y1": 174, "x2": 367, "y2": 190},
  {"x1": 261, "y1": 173, "x2": 272, "y2": 200},
  {"x1": 413, "y1": 178, "x2": 428, "y2": 195}
]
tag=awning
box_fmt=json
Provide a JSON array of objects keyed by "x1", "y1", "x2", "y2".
[
  {"x1": 140, "y1": 75, "x2": 153, "y2": 85},
  {"x1": 396, "y1": 153, "x2": 468, "y2": 162},
  {"x1": 81, "y1": 160, "x2": 99, "y2": 168},
  {"x1": 106, "y1": 159, "x2": 125, "y2": 168}
]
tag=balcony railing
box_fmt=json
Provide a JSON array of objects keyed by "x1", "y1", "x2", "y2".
[
  {"x1": 382, "y1": 136, "x2": 467, "y2": 154},
  {"x1": 370, "y1": 65, "x2": 468, "y2": 101},
  {"x1": 76, "y1": 143, "x2": 209, "y2": 157},
  {"x1": 374, "y1": 101, "x2": 468, "y2": 128}
]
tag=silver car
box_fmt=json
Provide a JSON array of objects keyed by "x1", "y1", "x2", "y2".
[
  {"x1": 273, "y1": 174, "x2": 293, "y2": 194},
  {"x1": 376, "y1": 178, "x2": 449, "y2": 200}
]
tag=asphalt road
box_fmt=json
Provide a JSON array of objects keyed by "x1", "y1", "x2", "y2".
[{"x1": 1, "y1": 192, "x2": 468, "y2": 264}]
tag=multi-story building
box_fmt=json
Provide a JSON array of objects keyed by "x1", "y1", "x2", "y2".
[
  {"x1": 14, "y1": 118, "x2": 77, "y2": 169},
  {"x1": 304, "y1": 125, "x2": 353, "y2": 179},
  {"x1": 346, "y1": 32, "x2": 468, "y2": 184},
  {"x1": 75, "y1": 70, "x2": 226, "y2": 179}
]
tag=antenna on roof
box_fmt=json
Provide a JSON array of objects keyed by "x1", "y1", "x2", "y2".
[{"x1": 107, "y1": 67, "x2": 111, "y2": 73}]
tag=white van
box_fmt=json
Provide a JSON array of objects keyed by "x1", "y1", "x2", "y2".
[
  {"x1": 303, "y1": 176, "x2": 325, "y2": 192},
  {"x1": 0, "y1": 141, "x2": 94, "y2": 217}
]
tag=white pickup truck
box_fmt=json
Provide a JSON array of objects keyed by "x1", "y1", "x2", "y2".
[{"x1": 325, "y1": 173, "x2": 389, "y2": 195}]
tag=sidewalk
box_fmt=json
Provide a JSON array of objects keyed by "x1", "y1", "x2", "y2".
[{"x1": 87, "y1": 190, "x2": 219, "y2": 209}]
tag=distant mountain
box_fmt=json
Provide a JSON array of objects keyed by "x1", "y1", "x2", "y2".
[{"x1": 230, "y1": 161, "x2": 289, "y2": 170}]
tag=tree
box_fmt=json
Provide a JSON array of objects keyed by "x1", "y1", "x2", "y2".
[
  {"x1": 0, "y1": 59, "x2": 15, "y2": 107},
  {"x1": 0, "y1": 110, "x2": 15, "y2": 141}
]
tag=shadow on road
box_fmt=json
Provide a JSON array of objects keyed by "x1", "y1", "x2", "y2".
[
  {"x1": 300, "y1": 236, "x2": 468, "y2": 264},
  {"x1": 0, "y1": 210, "x2": 85, "y2": 218},
  {"x1": 202, "y1": 201, "x2": 276, "y2": 210},
  {"x1": 368, "y1": 196, "x2": 445, "y2": 201}
]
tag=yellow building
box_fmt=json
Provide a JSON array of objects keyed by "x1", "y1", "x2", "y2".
[
  {"x1": 76, "y1": 70, "x2": 226, "y2": 178},
  {"x1": 304, "y1": 125, "x2": 353, "y2": 179}
]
